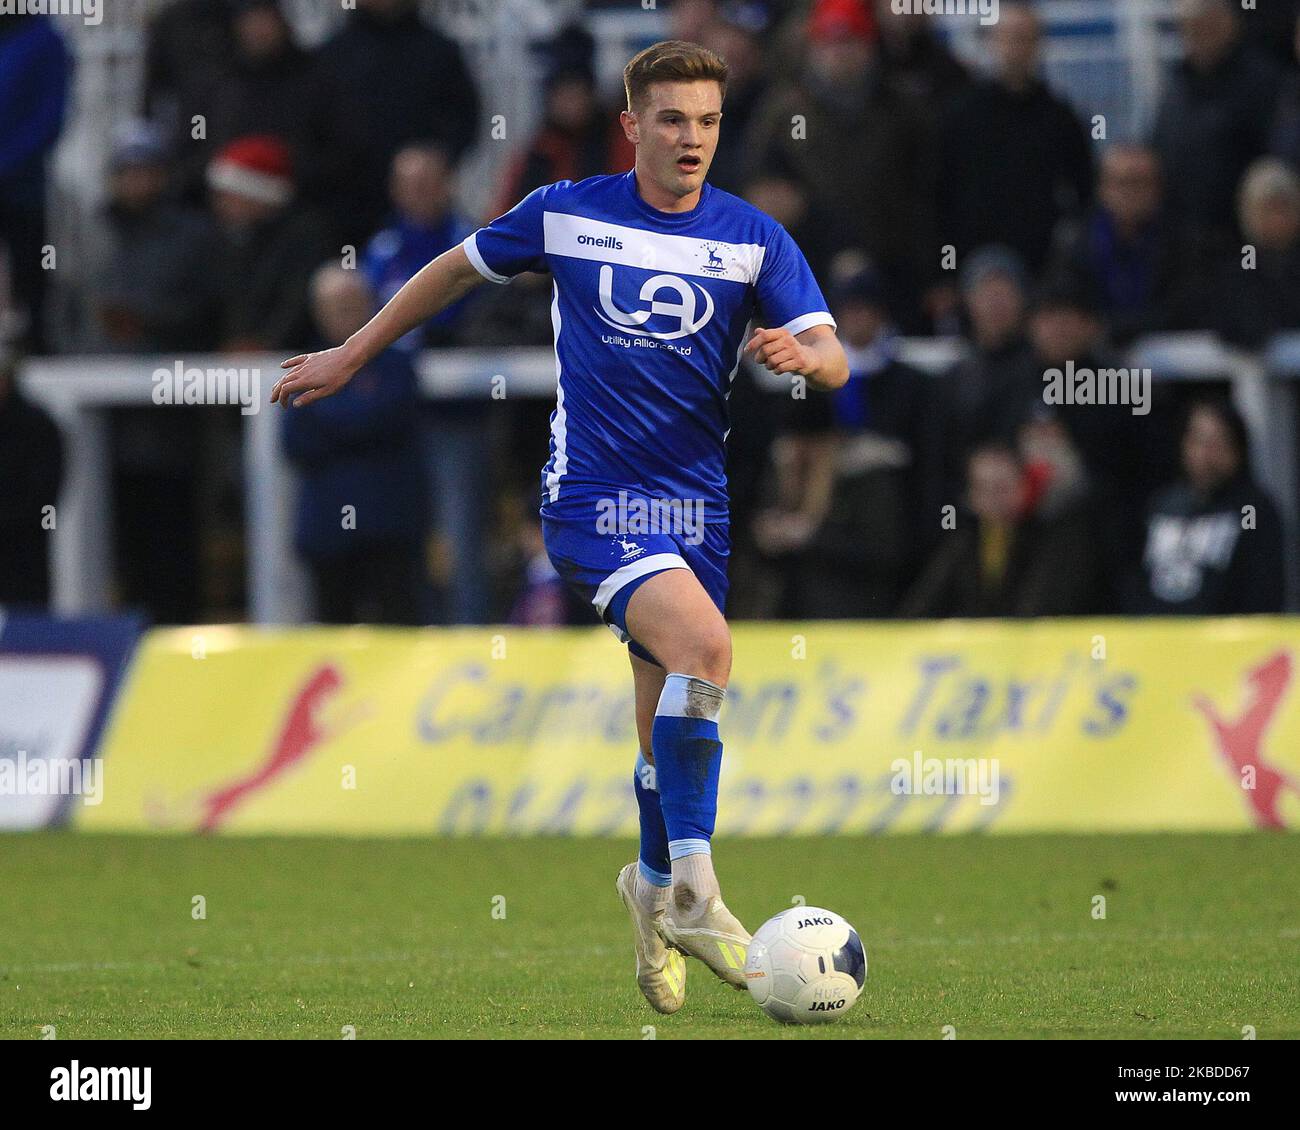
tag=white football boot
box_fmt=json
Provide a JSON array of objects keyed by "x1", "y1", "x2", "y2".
[
  {"x1": 659, "y1": 886, "x2": 751, "y2": 991},
  {"x1": 616, "y1": 862, "x2": 687, "y2": 1014}
]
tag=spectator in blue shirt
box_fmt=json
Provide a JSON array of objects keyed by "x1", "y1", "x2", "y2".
[
  {"x1": 282, "y1": 265, "x2": 428, "y2": 624},
  {"x1": 362, "y1": 143, "x2": 490, "y2": 625},
  {"x1": 361, "y1": 144, "x2": 475, "y2": 349}
]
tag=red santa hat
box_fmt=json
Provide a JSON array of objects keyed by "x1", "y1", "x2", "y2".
[
  {"x1": 808, "y1": 0, "x2": 878, "y2": 44},
  {"x1": 206, "y1": 135, "x2": 294, "y2": 207}
]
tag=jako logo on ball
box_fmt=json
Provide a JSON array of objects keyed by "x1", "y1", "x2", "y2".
[{"x1": 744, "y1": 907, "x2": 867, "y2": 1025}]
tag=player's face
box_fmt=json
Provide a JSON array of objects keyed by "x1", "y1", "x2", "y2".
[{"x1": 625, "y1": 80, "x2": 723, "y2": 204}]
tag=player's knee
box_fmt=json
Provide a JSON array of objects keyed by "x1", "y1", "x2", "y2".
[{"x1": 677, "y1": 623, "x2": 731, "y2": 687}]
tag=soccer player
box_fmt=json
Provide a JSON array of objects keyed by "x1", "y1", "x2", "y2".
[{"x1": 272, "y1": 41, "x2": 849, "y2": 1012}]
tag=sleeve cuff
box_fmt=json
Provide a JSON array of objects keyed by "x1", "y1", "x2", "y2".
[
  {"x1": 461, "y1": 233, "x2": 511, "y2": 284},
  {"x1": 781, "y1": 311, "x2": 837, "y2": 337}
]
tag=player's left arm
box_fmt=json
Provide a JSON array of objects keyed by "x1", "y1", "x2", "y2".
[{"x1": 744, "y1": 323, "x2": 849, "y2": 391}]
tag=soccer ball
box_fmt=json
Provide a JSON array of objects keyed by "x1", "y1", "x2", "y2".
[{"x1": 744, "y1": 907, "x2": 867, "y2": 1024}]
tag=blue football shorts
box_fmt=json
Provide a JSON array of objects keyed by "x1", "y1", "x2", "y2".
[{"x1": 540, "y1": 488, "x2": 730, "y2": 666}]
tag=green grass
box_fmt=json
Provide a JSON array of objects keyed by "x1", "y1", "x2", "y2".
[{"x1": 0, "y1": 833, "x2": 1297, "y2": 1039}]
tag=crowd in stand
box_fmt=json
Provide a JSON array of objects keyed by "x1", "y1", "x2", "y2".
[{"x1": 0, "y1": 0, "x2": 1297, "y2": 623}]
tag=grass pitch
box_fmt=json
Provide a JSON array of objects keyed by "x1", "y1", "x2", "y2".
[{"x1": 0, "y1": 833, "x2": 1296, "y2": 1039}]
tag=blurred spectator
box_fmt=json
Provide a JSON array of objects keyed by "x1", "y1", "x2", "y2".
[
  {"x1": 901, "y1": 439, "x2": 1097, "y2": 617},
  {"x1": 699, "y1": 3, "x2": 774, "y2": 195},
  {"x1": 1241, "y1": 0, "x2": 1300, "y2": 71},
  {"x1": 316, "y1": 0, "x2": 481, "y2": 246},
  {"x1": 360, "y1": 146, "x2": 491, "y2": 624},
  {"x1": 0, "y1": 11, "x2": 71, "y2": 354},
  {"x1": 1269, "y1": 14, "x2": 1300, "y2": 171},
  {"x1": 143, "y1": 0, "x2": 236, "y2": 131},
  {"x1": 363, "y1": 145, "x2": 476, "y2": 349},
  {"x1": 282, "y1": 266, "x2": 428, "y2": 624},
  {"x1": 756, "y1": 265, "x2": 936, "y2": 617},
  {"x1": 207, "y1": 135, "x2": 334, "y2": 351},
  {"x1": 937, "y1": 1, "x2": 1092, "y2": 276},
  {"x1": 459, "y1": 271, "x2": 555, "y2": 349},
  {"x1": 742, "y1": 172, "x2": 833, "y2": 284},
  {"x1": 1011, "y1": 275, "x2": 1174, "y2": 603},
  {"x1": 77, "y1": 121, "x2": 220, "y2": 353},
  {"x1": 1206, "y1": 158, "x2": 1300, "y2": 348},
  {"x1": 0, "y1": 342, "x2": 63, "y2": 607},
  {"x1": 1127, "y1": 398, "x2": 1284, "y2": 614},
  {"x1": 493, "y1": 28, "x2": 633, "y2": 216},
  {"x1": 670, "y1": 0, "x2": 721, "y2": 41},
  {"x1": 1152, "y1": 0, "x2": 1280, "y2": 243},
  {"x1": 168, "y1": 0, "x2": 342, "y2": 224},
  {"x1": 1049, "y1": 144, "x2": 1193, "y2": 345},
  {"x1": 939, "y1": 245, "x2": 1035, "y2": 493},
  {"x1": 872, "y1": 0, "x2": 970, "y2": 111},
  {"x1": 748, "y1": 0, "x2": 937, "y2": 329},
  {"x1": 508, "y1": 520, "x2": 574, "y2": 626},
  {"x1": 1017, "y1": 411, "x2": 1093, "y2": 526}
]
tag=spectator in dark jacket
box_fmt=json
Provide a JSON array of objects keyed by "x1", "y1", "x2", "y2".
[
  {"x1": 492, "y1": 62, "x2": 634, "y2": 218},
  {"x1": 872, "y1": 0, "x2": 970, "y2": 113},
  {"x1": 1049, "y1": 144, "x2": 1195, "y2": 345},
  {"x1": 207, "y1": 135, "x2": 334, "y2": 351},
  {"x1": 1268, "y1": 13, "x2": 1300, "y2": 172},
  {"x1": 698, "y1": 2, "x2": 773, "y2": 196},
  {"x1": 143, "y1": 0, "x2": 236, "y2": 129},
  {"x1": 78, "y1": 121, "x2": 221, "y2": 353},
  {"x1": 0, "y1": 345, "x2": 63, "y2": 607},
  {"x1": 748, "y1": 0, "x2": 937, "y2": 328},
  {"x1": 166, "y1": 0, "x2": 342, "y2": 224},
  {"x1": 937, "y1": 1, "x2": 1092, "y2": 275},
  {"x1": 1151, "y1": 0, "x2": 1281, "y2": 243},
  {"x1": 756, "y1": 265, "x2": 937, "y2": 617},
  {"x1": 316, "y1": 0, "x2": 480, "y2": 246},
  {"x1": 281, "y1": 266, "x2": 428, "y2": 624},
  {"x1": 901, "y1": 439, "x2": 1097, "y2": 618},
  {"x1": 0, "y1": 12, "x2": 72, "y2": 354},
  {"x1": 1127, "y1": 398, "x2": 1284, "y2": 615},
  {"x1": 1008, "y1": 275, "x2": 1175, "y2": 603},
  {"x1": 494, "y1": 24, "x2": 633, "y2": 216},
  {"x1": 939, "y1": 245, "x2": 1035, "y2": 495},
  {"x1": 1204, "y1": 158, "x2": 1300, "y2": 348}
]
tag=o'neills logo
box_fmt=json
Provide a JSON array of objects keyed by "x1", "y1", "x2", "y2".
[{"x1": 579, "y1": 233, "x2": 623, "y2": 249}]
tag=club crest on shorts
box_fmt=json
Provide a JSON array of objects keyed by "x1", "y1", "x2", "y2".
[{"x1": 615, "y1": 537, "x2": 645, "y2": 562}]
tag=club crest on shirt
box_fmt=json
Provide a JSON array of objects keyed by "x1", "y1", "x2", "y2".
[{"x1": 700, "y1": 242, "x2": 728, "y2": 275}]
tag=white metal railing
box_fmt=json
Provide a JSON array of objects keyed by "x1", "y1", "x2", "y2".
[{"x1": 19, "y1": 332, "x2": 1300, "y2": 624}]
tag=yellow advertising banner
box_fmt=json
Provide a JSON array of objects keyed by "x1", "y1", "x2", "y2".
[{"x1": 81, "y1": 619, "x2": 1300, "y2": 835}]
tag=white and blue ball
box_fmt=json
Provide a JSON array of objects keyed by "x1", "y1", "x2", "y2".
[{"x1": 744, "y1": 907, "x2": 867, "y2": 1024}]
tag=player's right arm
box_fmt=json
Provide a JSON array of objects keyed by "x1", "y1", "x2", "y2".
[{"x1": 271, "y1": 245, "x2": 485, "y2": 408}]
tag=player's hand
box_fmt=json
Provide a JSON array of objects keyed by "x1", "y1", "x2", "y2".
[
  {"x1": 271, "y1": 345, "x2": 360, "y2": 408},
  {"x1": 744, "y1": 326, "x2": 820, "y2": 379}
]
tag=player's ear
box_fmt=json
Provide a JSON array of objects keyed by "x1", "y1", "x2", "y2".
[{"x1": 620, "y1": 109, "x2": 639, "y2": 146}]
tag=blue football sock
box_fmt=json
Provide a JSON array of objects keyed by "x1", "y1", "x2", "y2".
[
  {"x1": 633, "y1": 752, "x2": 671, "y2": 886},
  {"x1": 651, "y1": 673, "x2": 725, "y2": 860}
]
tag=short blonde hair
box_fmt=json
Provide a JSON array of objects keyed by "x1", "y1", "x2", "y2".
[{"x1": 623, "y1": 40, "x2": 728, "y2": 111}]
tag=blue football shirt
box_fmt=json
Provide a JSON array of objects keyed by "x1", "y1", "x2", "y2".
[{"x1": 462, "y1": 171, "x2": 834, "y2": 514}]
